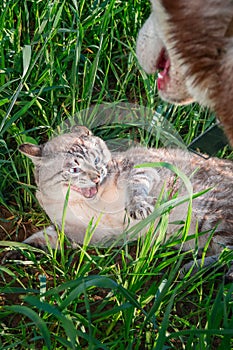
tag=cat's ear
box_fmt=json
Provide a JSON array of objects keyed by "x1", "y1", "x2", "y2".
[
  {"x1": 71, "y1": 125, "x2": 92, "y2": 137},
  {"x1": 19, "y1": 143, "x2": 43, "y2": 164}
]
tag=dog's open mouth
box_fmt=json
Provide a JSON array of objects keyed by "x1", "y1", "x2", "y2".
[
  {"x1": 156, "y1": 48, "x2": 170, "y2": 91},
  {"x1": 69, "y1": 184, "x2": 98, "y2": 198}
]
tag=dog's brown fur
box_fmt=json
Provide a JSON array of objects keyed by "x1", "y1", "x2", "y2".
[{"x1": 136, "y1": 0, "x2": 233, "y2": 146}]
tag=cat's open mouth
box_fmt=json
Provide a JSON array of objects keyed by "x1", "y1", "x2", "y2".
[
  {"x1": 69, "y1": 184, "x2": 98, "y2": 198},
  {"x1": 156, "y1": 48, "x2": 170, "y2": 91}
]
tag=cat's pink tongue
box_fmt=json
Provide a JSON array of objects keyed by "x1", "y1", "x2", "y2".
[
  {"x1": 69, "y1": 184, "x2": 98, "y2": 198},
  {"x1": 81, "y1": 186, "x2": 98, "y2": 198}
]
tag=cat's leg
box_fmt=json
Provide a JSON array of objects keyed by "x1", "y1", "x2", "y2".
[
  {"x1": 23, "y1": 225, "x2": 59, "y2": 249},
  {"x1": 180, "y1": 247, "x2": 233, "y2": 280},
  {"x1": 126, "y1": 167, "x2": 159, "y2": 220},
  {"x1": 2, "y1": 226, "x2": 60, "y2": 263},
  {"x1": 180, "y1": 254, "x2": 220, "y2": 278}
]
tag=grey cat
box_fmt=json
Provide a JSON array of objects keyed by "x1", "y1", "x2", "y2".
[{"x1": 14, "y1": 126, "x2": 233, "y2": 276}]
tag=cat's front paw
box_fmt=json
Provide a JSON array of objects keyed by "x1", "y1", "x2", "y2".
[{"x1": 128, "y1": 201, "x2": 154, "y2": 220}]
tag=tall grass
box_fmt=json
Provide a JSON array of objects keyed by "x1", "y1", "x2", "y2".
[{"x1": 0, "y1": 0, "x2": 233, "y2": 349}]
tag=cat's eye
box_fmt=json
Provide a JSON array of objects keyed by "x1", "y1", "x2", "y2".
[
  {"x1": 69, "y1": 167, "x2": 80, "y2": 174},
  {"x1": 94, "y1": 156, "x2": 100, "y2": 165}
]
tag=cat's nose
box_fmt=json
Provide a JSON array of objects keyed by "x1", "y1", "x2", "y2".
[{"x1": 91, "y1": 176, "x2": 100, "y2": 184}]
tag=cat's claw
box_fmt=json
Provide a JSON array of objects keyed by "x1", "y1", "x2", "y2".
[{"x1": 128, "y1": 202, "x2": 154, "y2": 220}]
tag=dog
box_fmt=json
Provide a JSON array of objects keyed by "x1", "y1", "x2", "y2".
[{"x1": 136, "y1": 0, "x2": 233, "y2": 147}]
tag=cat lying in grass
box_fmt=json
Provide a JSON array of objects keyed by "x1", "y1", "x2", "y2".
[
  {"x1": 11, "y1": 126, "x2": 233, "y2": 277},
  {"x1": 136, "y1": 0, "x2": 233, "y2": 146}
]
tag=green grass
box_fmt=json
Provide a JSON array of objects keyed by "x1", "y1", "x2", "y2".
[{"x1": 0, "y1": 0, "x2": 233, "y2": 349}]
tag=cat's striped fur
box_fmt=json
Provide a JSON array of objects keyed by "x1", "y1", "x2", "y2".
[{"x1": 15, "y1": 126, "x2": 233, "y2": 275}]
